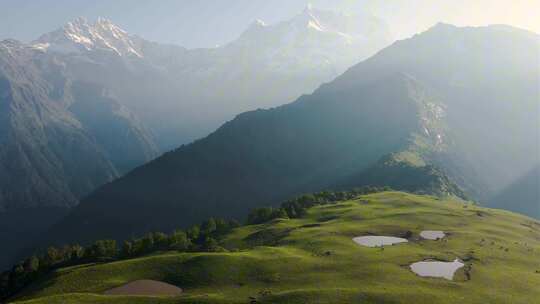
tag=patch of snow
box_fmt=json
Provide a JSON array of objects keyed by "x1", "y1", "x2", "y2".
[
  {"x1": 307, "y1": 20, "x2": 325, "y2": 32},
  {"x1": 30, "y1": 43, "x2": 50, "y2": 51},
  {"x1": 254, "y1": 19, "x2": 267, "y2": 27}
]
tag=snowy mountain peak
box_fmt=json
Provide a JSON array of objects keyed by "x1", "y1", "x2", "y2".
[
  {"x1": 33, "y1": 17, "x2": 142, "y2": 57},
  {"x1": 67, "y1": 17, "x2": 90, "y2": 28},
  {"x1": 96, "y1": 17, "x2": 115, "y2": 26},
  {"x1": 290, "y1": 8, "x2": 325, "y2": 32},
  {"x1": 253, "y1": 19, "x2": 267, "y2": 27},
  {"x1": 230, "y1": 6, "x2": 392, "y2": 76},
  {"x1": 245, "y1": 19, "x2": 267, "y2": 32}
]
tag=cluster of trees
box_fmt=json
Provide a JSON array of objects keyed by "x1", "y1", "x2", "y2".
[
  {"x1": 120, "y1": 217, "x2": 241, "y2": 259},
  {"x1": 0, "y1": 243, "x2": 99, "y2": 299},
  {"x1": 247, "y1": 186, "x2": 390, "y2": 224},
  {"x1": 0, "y1": 217, "x2": 239, "y2": 300},
  {"x1": 1, "y1": 186, "x2": 389, "y2": 300}
]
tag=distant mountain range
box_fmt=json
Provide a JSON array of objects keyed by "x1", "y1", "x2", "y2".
[
  {"x1": 0, "y1": 7, "x2": 392, "y2": 269},
  {"x1": 0, "y1": 7, "x2": 391, "y2": 212},
  {"x1": 30, "y1": 7, "x2": 391, "y2": 151},
  {"x1": 44, "y1": 23, "x2": 540, "y2": 247}
]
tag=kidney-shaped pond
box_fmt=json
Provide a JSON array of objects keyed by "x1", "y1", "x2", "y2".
[{"x1": 410, "y1": 259, "x2": 464, "y2": 280}]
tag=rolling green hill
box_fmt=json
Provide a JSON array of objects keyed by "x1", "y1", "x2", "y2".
[{"x1": 10, "y1": 192, "x2": 540, "y2": 304}]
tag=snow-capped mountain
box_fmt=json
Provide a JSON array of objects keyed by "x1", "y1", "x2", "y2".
[
  {"x1": 226, "y1": 6, "x2": 391, "y2": 75},
  {"x1": 30, "y1": 7, "x2": 390, "y2": 73},
  {"x1": 33, "y1": 17, "x2": 143, "y2": 57},
  {"x1": 17, "y1": 7, "x2": 392, "y2": 150}
]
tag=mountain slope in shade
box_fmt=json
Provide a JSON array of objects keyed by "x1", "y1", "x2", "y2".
[
  {"x1": 0, "y1": 39, "x2": 159, "y2": 270},
  {"x1": 0, "y1": 207, "x2": 69, "y2": 271},
  {"x1": 326, "y1": 23, "x2": 540, "y2": 199},
  {"x1": 46, "y1": 72, "x2": 463, "y2": 244},
  {"x1": 0, "y1": 40, "x2": 115, "y2": 210},
  {"x1": 68, "y1": 82, "x2": 159, "y2": 174},
  {"x1": 0, "y1": 39, "x2": 158, "y2": 211},
  {"x1": 339, "y1": 153, "x2": 468, "y2": 199},
  {"x1": 490, "y1": 165, "x2": 540, "y2": 219}
]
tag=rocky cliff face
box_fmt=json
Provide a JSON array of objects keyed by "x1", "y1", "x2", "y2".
[{"x1": 0, "y1": 39, "x2": 158, "y2": 211}]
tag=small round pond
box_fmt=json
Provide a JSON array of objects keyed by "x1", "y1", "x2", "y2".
[{"x1": 420, "y1": 230, "x2": 446, "y2": 240}]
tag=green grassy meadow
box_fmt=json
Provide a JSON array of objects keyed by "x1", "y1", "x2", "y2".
[{"x1": 11, "y1": 192, "x2": 540, "y2": 304}]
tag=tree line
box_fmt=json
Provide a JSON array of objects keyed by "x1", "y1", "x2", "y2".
[
  {"x1": 0, "y1": 186, "x2": 389, "y2": 300},
  {"x1": 247, "y1": 186, "x2": 390, "y2": 224},
  {"x1": 0, "y1": 217, "x2": 239, "y2": 299}
]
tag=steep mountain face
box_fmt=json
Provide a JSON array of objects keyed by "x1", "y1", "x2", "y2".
[
  {"x1": 1, "y1": 41, "x2": 110, "y2": 210},
  {"x1": 0, "y1": 39, "x2": 158, "y2": 269},
  {"x1": 327, "y1": 23, "x2": 540, "y2": 200},
  {"x1": 490, "y1": 165, "x2": 540, "y2": 219},
  {"x1": 44, "y1": 24, "x2": 539, "y2": 246},
  {"x1": 68, "y1": 82, "x2": 158, "y2": 173},
  {"x1": 0, "y1": 39, "x2": 159, "y2": 210}
]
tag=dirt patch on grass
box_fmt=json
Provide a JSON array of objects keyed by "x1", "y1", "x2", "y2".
[{"x1": 104, "y1": 280, "x2": 183, "y2": 296}]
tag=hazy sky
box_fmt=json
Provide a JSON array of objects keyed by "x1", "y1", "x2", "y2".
[{"x1": 0, "y1": 0, "x2": 538, "y2": 48}]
